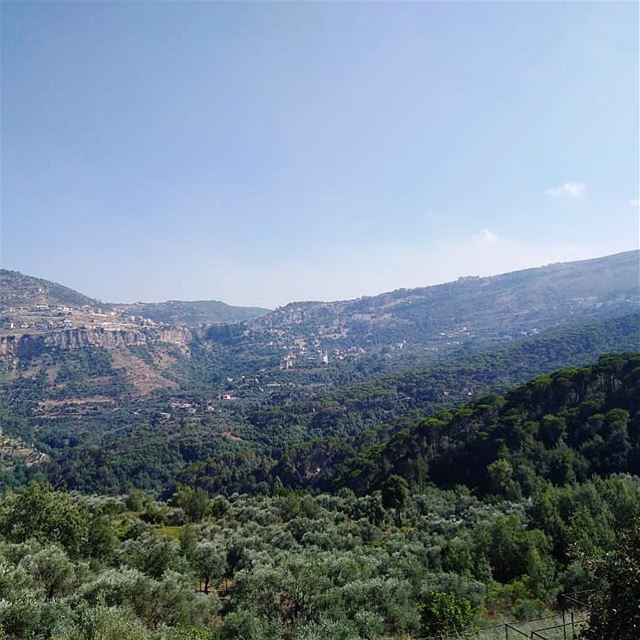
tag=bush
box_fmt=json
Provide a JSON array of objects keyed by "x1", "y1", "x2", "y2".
[{"x1": 421, "y1": 591, "x2": 475, "y2": 637}]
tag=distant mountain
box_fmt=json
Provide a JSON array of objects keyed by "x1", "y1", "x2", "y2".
[
  {"x1": 2, "y1": 251, "x2": 637, "y2": 397},
  {"x1": 208, "y1": 250, "x2": 640, "y2": 366},
  {"x1": 118, "y1": 300, "x2": 270, "y2": 327},
  {"x1": 0, "y1": 270, "x2": 99, "y2": 310},
  {"x1": 0, "y1": 270, "x2": 270, "y2": 327}
]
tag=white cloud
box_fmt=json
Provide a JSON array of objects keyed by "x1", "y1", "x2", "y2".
[
  {"x1": 479, "y1": 228, "x2": 498, "y2": 244},
  {"x1": 545, "y1": 182, "x2": 586, "y2": 198},
  {"x1": 629, "y1": 198, "x2": 639, "y2": 208}
]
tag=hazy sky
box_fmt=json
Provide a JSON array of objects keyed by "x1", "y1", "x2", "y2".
[{"x1": 2, "y1": 1, "x2": 638, "y2": 308}]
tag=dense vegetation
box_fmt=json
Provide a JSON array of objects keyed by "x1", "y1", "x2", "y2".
[
  {"x1": 0, "y1": 476, "x2": 638, "y2": 639},
  {"x1": 1, "y1": 355, "x2": 640, "y2": 638},
  {"x1": 1, "y1": 261, "x2": 639, "y2": 637},
  {"x1": 337, "y1": 352, "x2": 640, "y2": 494},
  {"x1": 2, "y1": 316, "x2": 637, "y2": 496}
]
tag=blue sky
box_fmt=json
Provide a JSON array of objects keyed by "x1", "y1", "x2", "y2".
[{"x1": 2, "y1": 1, "x2": 638, "y2": 308}]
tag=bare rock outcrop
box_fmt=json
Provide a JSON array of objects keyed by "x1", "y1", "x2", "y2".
[{"x1": 0, "y1": 327, "x2": 194, "y2": 358}]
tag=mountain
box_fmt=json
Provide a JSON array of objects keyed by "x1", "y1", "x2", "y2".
[
  {"x1": 5, "y1": 314, "x2": 637, "y2": 495},
  {"x1": 3, "y1": 251, "x2": 637, "y2": 365},
  {"x1": 206, "y1": 250, "x2": 639, "y2": 369},
  {"x1": 0, "y1": 269, "x2": 270, "y2": 334},
  {"x1": 118, "y1": 299, "x2": 270, "y2": 327},
  {"x1": 0, "y1": 251, "x2": 638, "y2": 492},
  {"x1": 0, "y1": 270, "x2": 268, "y2": 398},
  {"x1": 0, "y1": 269, "x2": 99, "y2": 310}
]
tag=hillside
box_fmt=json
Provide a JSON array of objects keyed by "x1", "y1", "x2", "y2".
[
  {"x1": 119, "y1": 299, "x2": 270, "y2": 327},
  {"x1": 2, "y1": 251, "x2": 637, "y2": 371},
  {"x1": 337, "y1": 353, "x2": 640, "y2": 495},
  {"x1": 1, "y1": 359, "x2": 639, "y2": 639},
  {"x1": 0, "y1": 252, "x2": 638, "y2": 493},
  {"x1": 0, "y1": 269, "x2": 269, "y2": 333},
  {"x1": 210, "y1": 250, "x2": 640, "y2": 369},
  {"x1": 4, "y1": 314, "x2": 636, "y2": 495},
  {"x1": 0, "y1": 269, "x2": 99, "y2": 310}
]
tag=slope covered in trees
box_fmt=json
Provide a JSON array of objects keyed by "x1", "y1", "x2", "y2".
[
  {"x1": 2, "y1": 315, "x2": 635, "y2": 496},
  {"x1": 0, "y1": 358, "x2": 639, "y2": 638},
  {"x1": 0, "y1": 475, "x2": 637, "y2": 638},
  {"x1": 337, "y1": 353, "x2": 640, "y2": 495}
]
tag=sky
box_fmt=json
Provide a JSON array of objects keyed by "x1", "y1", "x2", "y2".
[{"x1": 1, "y1": 1, "x2": 638, "y2": 308}]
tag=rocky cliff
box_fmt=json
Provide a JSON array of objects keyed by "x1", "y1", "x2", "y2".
[{"x1": 0, "y1": 327, "x2": 194, "y2": 359}]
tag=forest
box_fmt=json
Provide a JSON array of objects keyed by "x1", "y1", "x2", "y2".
[
  {"x1": 2, "y1": 314, "x2": 637, "y2": 497},
  {"x1": 0, "y1": 354, "x2": 639, "y2": 639}
]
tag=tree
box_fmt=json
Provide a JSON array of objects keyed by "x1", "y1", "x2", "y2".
[
  {"x1": 125, "y1": 490, "x2": 146, "y2": 512},
  {"x1": 421, "y1": 591, "x2": 475, "y2": 637},
  {"x1": 122, "y1": 532, "x2": 181, "y2": 578},
  {"x1": 193, "y1": 542, "x2": 225, "y2": 594},
  {"x1": 487, "y1": 459, "x2": 514, "y2": 496},
  {"x1": 57, "y1": 605, "x2": 150, "y2": 640},
  {"x1": 173, "y1": 486, "x2": 210, "y2": 523},
  {"x1": 581, "y1": 520, "x2": 640, "y2": 640},
  {"x1": 381, "y1": 475, "x2": 409, "y2": 526},
  {"x1": 19, "y1": 545, "x2": 75, "y2": 601},
  {"x1": 84, "y1": 516, "x2": 117, "y2": 560},
  {"x1": 0, "y1": 482, "x2": 89, "y2": 555}
]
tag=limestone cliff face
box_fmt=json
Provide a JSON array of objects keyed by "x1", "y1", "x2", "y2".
[{"x1": 0, "y1": 327, "x2": 194, "y2": 358}]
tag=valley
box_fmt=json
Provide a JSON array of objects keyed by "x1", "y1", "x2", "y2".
[
  {"x1": 0, "y1": 355, "x2": 638, "y2": 640},
  {"x1": 0, "y1": 251, "x2": 638, "y2": 493},
  {"x1": 1, "y1": 252, "x2": 639, "y2": 639}
]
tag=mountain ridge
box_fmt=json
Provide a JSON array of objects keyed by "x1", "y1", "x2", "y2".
[
  {"x1": 0, "y1": 269, "x2": 271, "y2": 328},
  {"x1": 4, "y1": 249, "x2": 637, "y2": 318},
  {"x1": 266, "y1": 249, "x2": 639, "y2": 308},
  {"x1": 2, "y1": 250, "x2": 638, "y2": 391},
  {"x1": 217, "y1": 249, "x2": 639, "y2": 369}
]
